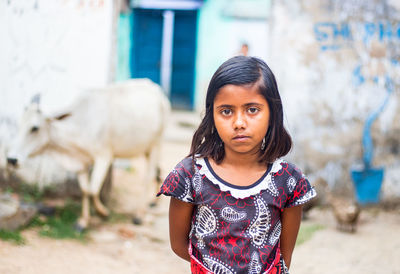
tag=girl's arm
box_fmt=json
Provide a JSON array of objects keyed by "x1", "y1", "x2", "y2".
[
  {"x1": 280, "y1": 205, "x2": 303, "y2": 269},
  {"x1": 169, "y1": 197, "x2": 194, "y2": 262}
]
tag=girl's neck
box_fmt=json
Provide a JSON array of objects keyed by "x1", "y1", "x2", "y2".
[
  {"x1": 220, "y1": 150, "x2": 264, "y2": 170},
  {"x1": 208, "y1": 151, "x2": 268, "y2": 187}
]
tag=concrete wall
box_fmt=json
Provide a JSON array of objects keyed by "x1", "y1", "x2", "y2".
[
  {"x1": 116, "y1": 12, "x2": 133, "y2": 82},
  {"x1": 0, "y1": 0, "x2": 115, "y2": 186},
  {"x1": 269, "y1": 0, "x2": 400, "y2": 200},
  {"x1": 0, "y1": 0, "x2": 114, "y2": 117}
]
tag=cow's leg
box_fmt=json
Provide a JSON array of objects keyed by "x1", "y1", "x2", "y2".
[
  {"x1": 76, "y1": 171, "x2": 91, "y2": 231},
  {"x1": 90, "y1": 156, "x2": 113, "y2": 217},
  {"x1": 131, "y1": 145, "x2": 161, "y2": 225},
  {"x1": 145, "y1": 143, "x2": 162, "y2": 206}
]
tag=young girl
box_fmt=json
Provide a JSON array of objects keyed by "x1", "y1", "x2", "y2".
[{"x1": 157, "y1": 56, "x2": 316, "y2": 273}]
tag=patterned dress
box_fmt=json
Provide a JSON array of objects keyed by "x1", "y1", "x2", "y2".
[{"x1": 157, "y1": 157, "x2": 316, "y2": 274}]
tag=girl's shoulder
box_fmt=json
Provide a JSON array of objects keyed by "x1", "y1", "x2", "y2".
[
  {"x1": 172, "y1": 156, "x2": 197, "y2": 178},
  {"x1": 157, "y1": 157, "x2": 198, "y2": 202},
  {"x1": 270, "y1": 159, "x2": 311, "y2": 192},
  {"x1": 274, "y1": 159, "x2": 308, "y2": 180},
  {"x1": 274, "y1": 159, "x2": 317, "y2": 208}
]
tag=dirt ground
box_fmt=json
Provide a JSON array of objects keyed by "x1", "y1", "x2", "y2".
[{"x1": 1, "y1": 128, "x2": 400, "y2": 273}]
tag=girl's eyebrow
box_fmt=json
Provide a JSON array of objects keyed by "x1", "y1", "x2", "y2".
[
  {"x1": 215, "y1": 102, "x2": 264, "y2": 109},
  {"x1": 243, "y1": 102, "x2": 264, "y2": 107},
  {"x1": 215, "y1": 104, "x2": 233, "y2": 109}
]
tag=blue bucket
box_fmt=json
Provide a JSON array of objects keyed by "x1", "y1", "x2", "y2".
[{"x1": 351, "y1": 167, "x2": 384, "y2": 205}]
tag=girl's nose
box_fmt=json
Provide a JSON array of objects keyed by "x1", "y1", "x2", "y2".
[{"x1": 233, "y1": 112, "x2": 246, "y2": 129}]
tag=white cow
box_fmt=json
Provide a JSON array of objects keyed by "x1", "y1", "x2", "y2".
[{"x1": 7, "y1": 79, "x2": 171, "y2": 230}]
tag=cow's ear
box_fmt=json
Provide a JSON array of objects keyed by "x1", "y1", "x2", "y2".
[{"x1": 54, "y1": 113, "x2": 71, "y2": 120}]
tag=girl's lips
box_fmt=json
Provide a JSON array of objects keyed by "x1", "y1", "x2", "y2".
[{"x1": 232, "y1": 135, "x2": 250, "y2": 141}]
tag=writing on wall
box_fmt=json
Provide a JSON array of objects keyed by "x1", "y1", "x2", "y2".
[
  {"x1": 314, "y1": 21, "x2": 400, "y2": 51},
  {"x1": 314, "y1": 21, "x2": 400, "y2": 89}
]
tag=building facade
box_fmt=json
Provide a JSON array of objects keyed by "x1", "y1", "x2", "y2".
[{"x1": 0, "y1": 0, "x2": 399, "y2": 202}]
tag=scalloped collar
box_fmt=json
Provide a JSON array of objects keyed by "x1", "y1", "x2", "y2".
[{"x1": 195, "y1": 157, "x2": 284, "y2": 199}]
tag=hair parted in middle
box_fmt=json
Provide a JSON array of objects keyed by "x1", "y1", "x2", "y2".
[{"x1": 189, "y1": 55, "x2": 292, "y2": 164}]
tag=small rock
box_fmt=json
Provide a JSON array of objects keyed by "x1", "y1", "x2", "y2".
[
  {"x1": 118, "y1": 226, "x2": 136, "y2": 239},
  {"x1": 0, "y1": 193, "x2": 19, "y2": 219},
  {"x1": 0, "y1": 194, "x2": 37, "y2": 231},
  {"x1": 36, "y1": 203, "x2": 56, "y2": 216},
  {"x1": 132, "y1": 216, "x2": 142, "y2": 225}
]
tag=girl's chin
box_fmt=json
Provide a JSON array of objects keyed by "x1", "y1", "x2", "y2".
[{"x1": 224, "y1": 145, "x2": 260, "y2": 155}]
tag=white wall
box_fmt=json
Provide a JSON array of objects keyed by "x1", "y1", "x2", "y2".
[
  {"x1": 0, "y1": 0, "x2": 114, "y2": 117},
  {"x1": 0, "y1": 0, "x2": 115, "y2": 185}
]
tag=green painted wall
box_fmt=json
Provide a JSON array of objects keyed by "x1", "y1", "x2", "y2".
[{"x1": 116, "y1": 12, "x2": 133, "y2": 81}]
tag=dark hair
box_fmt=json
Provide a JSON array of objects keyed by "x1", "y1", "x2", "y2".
[{"x1": 189, "y1": 56, "x2": 292, "y2": 164}]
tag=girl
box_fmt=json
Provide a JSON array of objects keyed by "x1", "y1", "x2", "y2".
[{"x1": 157, "y1": 56, "x2": 316, "y2": 273}]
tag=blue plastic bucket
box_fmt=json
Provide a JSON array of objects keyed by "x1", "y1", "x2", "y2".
[{"x1": 351, "y1": 167, "x2": 384, "y2": 205}]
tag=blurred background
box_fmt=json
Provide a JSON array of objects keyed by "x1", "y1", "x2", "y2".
[{"x1": 0, "y1": 0, "x2": 399, "y2": 273}]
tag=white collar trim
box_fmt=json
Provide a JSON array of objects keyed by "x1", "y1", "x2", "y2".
[{"x1": 195, "y1": 157, "x2": 284, "y2": 199}]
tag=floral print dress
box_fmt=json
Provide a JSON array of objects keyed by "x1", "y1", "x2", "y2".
[{"x1": 157, "y1": 157, "x2": 316, "y2": 274}]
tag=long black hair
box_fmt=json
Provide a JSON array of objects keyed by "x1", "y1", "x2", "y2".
[{"x1": 189, "y1": 55, "x2": 292, "y2": 164}]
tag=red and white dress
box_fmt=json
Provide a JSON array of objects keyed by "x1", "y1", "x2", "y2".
[{"x1": 158, "y1": 157, "x2": 316, "y2": 274}]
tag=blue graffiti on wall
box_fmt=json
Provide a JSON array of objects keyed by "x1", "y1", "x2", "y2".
[
  {"x1": 314, "y1": 22, "x2": 352, "y2": 50},
  {"x1": 352, "y1": 57, "x2": 399, "y2": 161},
  {"x1": 362, "y1": 76, "x2": 394, "y2": 168},
  {"x1": 314, "y1": 21, "x2": 400, "y2": 51},
  {"x1": 353, "y1": 59, "x2": 399, "y2": 87}
]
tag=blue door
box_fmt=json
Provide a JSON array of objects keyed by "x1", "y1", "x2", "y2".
[
  {"x1": 131, "y1": 9, "x2": 163, "y2": 84},
  {"x1": 131, "y1": 9, "x2": 197, "y2": 110},
  {"x1": 170, "y1": 10, "x2": 197, "y2": 110}
]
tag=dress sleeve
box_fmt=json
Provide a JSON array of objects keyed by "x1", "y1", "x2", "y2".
[
  {"x1": 284, "y1": 164, "x2": 317, "y2": 208},
  {"x1": 156, "y1": 158, "x2": 195, "y2": 204}
]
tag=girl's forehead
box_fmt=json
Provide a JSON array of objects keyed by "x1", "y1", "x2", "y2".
[{"x1": 214, "y1": 84, "x2": 265, "y2": 103}]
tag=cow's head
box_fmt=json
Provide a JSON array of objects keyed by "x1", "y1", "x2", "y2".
[{"x1": 7, "y1": 97, "x2": 70, "y2": 168}]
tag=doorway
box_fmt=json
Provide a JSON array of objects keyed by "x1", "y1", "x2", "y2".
[{"x1": 131, "y1": 8, "x2": 198, "y2": 110}]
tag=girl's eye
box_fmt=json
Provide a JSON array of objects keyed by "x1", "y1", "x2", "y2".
[
  {"x1": 248, "y1": 107, "x2": 259, "y2": 114},
  {"x1": 221, "y1": 109, "x2": 232, "y2": 116}
]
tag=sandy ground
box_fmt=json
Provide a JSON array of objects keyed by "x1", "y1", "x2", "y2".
[{"x1": 1, "y1": 113, "x2": 400, "y2": 274}]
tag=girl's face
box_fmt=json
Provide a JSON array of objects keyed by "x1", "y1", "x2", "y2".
[{"x1": 213, "y1": 84, "x2": 270, "y2": 157}]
